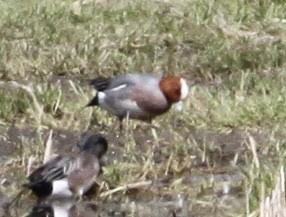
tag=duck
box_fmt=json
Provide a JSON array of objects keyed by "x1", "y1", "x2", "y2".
[
  {"x1": 23, "y1": 134, "x2": 108, "y2": 200},
  {"x1": 87, "y1": 73, "x2": 189, "y2": 129}
]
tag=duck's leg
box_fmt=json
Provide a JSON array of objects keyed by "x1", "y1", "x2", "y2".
[{"x1": 118, "y1": 116, "x2": 124, "y2": 132}]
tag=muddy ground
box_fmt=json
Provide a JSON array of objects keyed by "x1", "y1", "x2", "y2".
[{"x1": 0, "y1": 124, "x2": 270, "y2": 216}]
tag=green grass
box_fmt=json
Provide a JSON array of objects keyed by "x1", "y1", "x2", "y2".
[{"x1": 0, "y1": 0, "x2": 286, "y2": 216}]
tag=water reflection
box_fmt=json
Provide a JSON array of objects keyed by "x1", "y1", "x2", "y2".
[
  {"x1": 25, "y1": 197, "x2": 180, "y2": 217},
  {"x1": 6, "y1": 189, "x2": 243, "y2": 217},
  {"x1": 27, "y1": 199, "x2": 99, "y2": 217}
]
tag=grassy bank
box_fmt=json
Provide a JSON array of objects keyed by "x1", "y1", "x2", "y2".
[{"x1": 0, "y1": 0, "x2": 285, "y2": 216}]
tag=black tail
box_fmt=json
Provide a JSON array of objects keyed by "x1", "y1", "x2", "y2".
[
  {"x1": 89, "y1": 77, "x2": 111, "y2": 91},
  {"x1": 87, "y1": 77, "x2": 110, "y2": 107},
  {"x1": 86, "y1": 94, "x2": 99, "y2": 107},
  {"x1": 23, "y1": 181, "x2": 53, "y2": 199}
]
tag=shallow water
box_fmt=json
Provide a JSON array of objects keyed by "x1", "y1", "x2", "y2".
[
  {"x1": 3, "y1": 191, "x2": 244, "y2": 217},
  {"x1": 0, "y1": 126, "x2": 260, "y2": 216}
]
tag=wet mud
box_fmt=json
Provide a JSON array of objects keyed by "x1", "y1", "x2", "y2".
[{"x1": 0, "y1": 124, "x2": 271, "y2": 216}]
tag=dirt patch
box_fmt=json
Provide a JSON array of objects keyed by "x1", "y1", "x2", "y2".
[{"x1": 0, "y1": 125, "x2": 272, "y2": 170}]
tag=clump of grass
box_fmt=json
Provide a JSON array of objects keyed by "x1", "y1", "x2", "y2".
[
  {"x1": 259, "y1": 166, "x2": 286, "y2": 217},
  {"x1": 0, "y1": 91, "x2": 30, "y2": 122}
]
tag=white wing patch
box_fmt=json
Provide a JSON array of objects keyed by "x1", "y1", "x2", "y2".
[
  {"x1": 109, "y1": 84, "x2": 127, "y2": 91},
  {"x1": 98, "y1": 84, "x2": 128, "y2": 105}
]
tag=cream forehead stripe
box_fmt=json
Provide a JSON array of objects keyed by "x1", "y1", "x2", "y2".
[{"x1": 180, "y1": 78, "x2": 189, "y2": 100}]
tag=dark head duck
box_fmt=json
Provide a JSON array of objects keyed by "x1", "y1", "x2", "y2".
[{"x1": 23, "y1": 134, "x2": 108, "y2": 200}]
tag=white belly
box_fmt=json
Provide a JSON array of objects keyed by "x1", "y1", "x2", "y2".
[{"x1": 52, "y1": 178, "x2": 73, "y2": 197}]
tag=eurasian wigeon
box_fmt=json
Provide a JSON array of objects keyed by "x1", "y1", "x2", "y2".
[
  {"x1": 23, "y1": 134, "x2": 108, "y2": 199},
  {"x1": 87, "y1": 73, "x2": 189, "y2": 129}
]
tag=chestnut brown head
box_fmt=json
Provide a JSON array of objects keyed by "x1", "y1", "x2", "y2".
[{"x1": 159, "y1": 76, "x2": 189, "y2": 103}]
